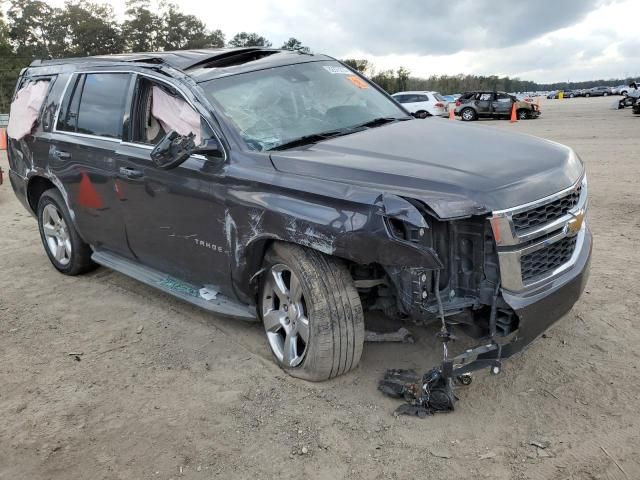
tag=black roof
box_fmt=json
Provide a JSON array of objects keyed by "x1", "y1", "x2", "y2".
[{"x1": 30, "y1": 47, "x2": 334, "y2": 83}]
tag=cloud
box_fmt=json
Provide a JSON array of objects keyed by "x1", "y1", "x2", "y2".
[
  {"x1": 46, "y1": 0, "x2": 639, "y2": 82},
  {"x1": 258, "y1": 0, "x2": 606, "y2": 57}
]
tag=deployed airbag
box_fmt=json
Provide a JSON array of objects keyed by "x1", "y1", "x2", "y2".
[
  {"x1": 151, "y1": 86, "x2": 201, "y2": 144},
  {"x1": 7, "y1": 80, "x2": 50, "y2": 140}
]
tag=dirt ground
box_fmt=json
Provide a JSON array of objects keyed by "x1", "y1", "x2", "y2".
[{"x1": 1, "y1": 96, "x2": 639, "y2": 480}]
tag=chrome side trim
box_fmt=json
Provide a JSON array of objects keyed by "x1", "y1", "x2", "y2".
[{"x1": 54, "y1": 130, "x2": 121, "y2": 143}]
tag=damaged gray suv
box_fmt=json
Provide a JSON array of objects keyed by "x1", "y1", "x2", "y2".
[{"x1": 7, "y1": 48, "x2": 591, "y2": 382}]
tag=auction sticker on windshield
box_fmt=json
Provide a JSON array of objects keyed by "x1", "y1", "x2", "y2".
[
  {"x1": 346, "y1": 75, "x2": 369, "y2": 89},
  {"x1": 323, "y1": 65, "x2": 351, "y2": 74}
]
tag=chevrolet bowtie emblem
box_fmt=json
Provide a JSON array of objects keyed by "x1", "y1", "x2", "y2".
[{"x1": 567, "y1": 211, "x2": 585, "y2": 236}]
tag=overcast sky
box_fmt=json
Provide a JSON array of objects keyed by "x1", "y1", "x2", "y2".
[{"x1": 49, "y1": 0, "x2": 639, "y2": 83}]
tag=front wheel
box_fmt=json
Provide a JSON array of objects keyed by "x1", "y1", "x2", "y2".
[
  {"x1": 517, "y1": 109, "x2": 530, "y2": 120},
  {"x1": 259, "y1": 243, "x2": 364, "y2": 381},
  {"x1": 460, "y1": 108, "x2": 477, "y2": 121},
  {"x1": 585, "y1": 93, "x2": 591, "y2": 97}
]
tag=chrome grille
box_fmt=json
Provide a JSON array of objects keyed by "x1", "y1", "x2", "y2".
[
  {"x1": 490, "y1": 175, "x2": 588, "y2": 291},
  {"x1": 512, "y1": 185, "x2": 582, "y2": 232},
  {"x1": 520, "y1": 236, "x2": 577, "y2": 282}
]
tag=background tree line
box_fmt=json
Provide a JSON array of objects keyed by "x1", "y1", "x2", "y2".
[
  {"x1": 0, "y1": 0, "x2": 634, "y2": 111},
  {"x1": 342, "y1": 59, "x2": 634, "y2": 97},
  {"x1": 0, "y1": 0, "x2": 306, "y2": 110}
]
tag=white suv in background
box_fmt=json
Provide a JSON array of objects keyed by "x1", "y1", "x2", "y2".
[{"x1": 392, "y1": 91, "x2": 448, "y2": 118}]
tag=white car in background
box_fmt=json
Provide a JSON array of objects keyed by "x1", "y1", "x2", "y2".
[{"x1": 392, "y1": 91, "x2": 448, "y2": 118}]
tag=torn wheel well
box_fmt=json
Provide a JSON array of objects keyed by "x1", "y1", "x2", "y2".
[{"x1": 27, "y1": 176, "x2": 56, "y2": 213}]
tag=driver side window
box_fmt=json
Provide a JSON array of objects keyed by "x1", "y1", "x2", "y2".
[{"x1": 131, "y1": 77, "x2": 204, "y2": 147}]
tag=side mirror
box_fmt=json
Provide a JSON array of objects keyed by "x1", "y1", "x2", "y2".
[{"x1": 150, "y1": 130, "x2": 222, "y2": 170}]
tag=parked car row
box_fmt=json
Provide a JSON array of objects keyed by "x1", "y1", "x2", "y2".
[
  {"x1": 392, "y1": 90, "x2": 540, "y2": 121},
  {"x1": 547, "y1": 86, "x2": 616, "y2": 98}
]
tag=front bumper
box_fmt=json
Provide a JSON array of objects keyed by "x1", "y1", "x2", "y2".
[
  {"x1": 500, "y1": 224, "x2": 591, "y2": 357},
  {"x1": 443, "y1": 227, "x2": 591, "y2": 377}
]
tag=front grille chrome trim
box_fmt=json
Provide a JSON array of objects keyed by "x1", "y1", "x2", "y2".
[
  {"x1": 491, "y1": 174, "x2": 588, "y2": 292},
  {"x1": 491, "y1": 174, "x2": 586, "y2": 247},
  {"x1": 497, "y1": 222, "x2": 586, "y2": 292}
]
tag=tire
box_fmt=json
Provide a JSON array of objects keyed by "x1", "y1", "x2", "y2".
[
  {"x1": 585, "y1": 93, "x2": 590, "y2": 97},
  {"x1": 517, "y1": 109, "x2": 530, "y2": 120},
  {"x1": 37, "y1": 189, "x2": 97, "y2": 275},
  {"x1": 621, "y1": 90, "x2": 628, "y2": 96},
  {"x1": 569, "y1": 94, "x2": 575, "y2": 98},
  {"x1": 603, "y1": 92, "x2": 609, "y2": 97},
  {"x1": 415, "y1": 110, "x2": 429, "y2": 119},
  {"x1": 259, "y1": 242, "x2": 364, "y2": 381},
  {"x1": 460, "y1": 107, "x2": 477, "y2": 121}
]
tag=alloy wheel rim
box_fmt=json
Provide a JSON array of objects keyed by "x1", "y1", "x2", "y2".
[
  {"x1": 42, "y1": 204, "x2": 72, "y2": 266},
  {"x1": 262, "y1": 264, "x2": 310, "y2": 367},
  {"x1": 462, "y1": 109, "x2": 473, "y2": 120}
]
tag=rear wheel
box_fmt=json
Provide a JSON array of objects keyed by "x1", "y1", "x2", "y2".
[
  {"x1": 259, "y1": 243, "x2": 364, "y2": 381},
  {"x1": 603, "y1": 92, "x2": 609, "y2": 96},
  {"x1": 585, "y1": 93, "x2": 591, "y2": 97},
  {"x1": 460, "y1": 108, "x2": 477, "y2": 121},
  {"x1": 37, "y1": 189, "x2": 97, "y2": 275},
  {"x1": 415, "y1": 110, "x2": 429, "y2": 119}
]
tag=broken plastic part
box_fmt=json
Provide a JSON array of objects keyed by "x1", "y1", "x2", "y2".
[
  {"x1": 379, "y1": 368, "x2": 456, "y2": 417},
  {"x1": 378, "y1": 193, "x2": 429, "y2": 229}
]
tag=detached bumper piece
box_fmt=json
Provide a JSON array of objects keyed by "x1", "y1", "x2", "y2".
[
  {"x1": 379, "y1": 341, "x2": 499, "y2": 417},
  {"x1": 379, "y1": 368, "x2": 457, "y2": 418}
]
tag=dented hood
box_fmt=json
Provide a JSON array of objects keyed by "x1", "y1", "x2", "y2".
[{"x1": 270, "y1": 119, "x2": 584, "y2": 218}]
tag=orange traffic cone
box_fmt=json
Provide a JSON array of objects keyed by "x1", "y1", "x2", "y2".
[
  {"x1": 78, "y1": 171, "x2": 104, "y2": 209},
  {"x1": 510, "y1": 103, "x2": 518, "y2": 123},
  {"x1": 0, "y1": 128, "x2": 7, "y2": 150},
  {"x1": 449, "y1": 106, "x2": 455, "y2": 121}
]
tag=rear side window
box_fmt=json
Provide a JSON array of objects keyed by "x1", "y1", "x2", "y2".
[
  {"x1": 57, "y1": 73, "x2": 131, "y2": 139},
  {"x1": 7, "y1": 78, "x2": 52, "y2": 140},
  {"x1": 414, "y1": 94, "x2": 429, "y2": 102}
]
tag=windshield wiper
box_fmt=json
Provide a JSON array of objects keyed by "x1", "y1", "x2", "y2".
[
  {"x1": 352, "y1": 116, "x2": 410, "y2": 129},
  {"x1": 269, "y1": 127, "x2": 360, "y2": 151},
  {"x1": 269, "y1": 117, "x2": 410, "y2": 151}
]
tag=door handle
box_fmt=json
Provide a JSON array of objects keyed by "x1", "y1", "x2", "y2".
[
  {"x1": 51, "y1": 148, "x2": 71, "y2": 160},
  {"x1": 118, "y1": 166, "x2": 144, "y2": 179}
]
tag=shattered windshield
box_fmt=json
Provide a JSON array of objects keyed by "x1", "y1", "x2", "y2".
[{"x1": 200, "y1": 60, "x2": 408, "y2": 151}]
